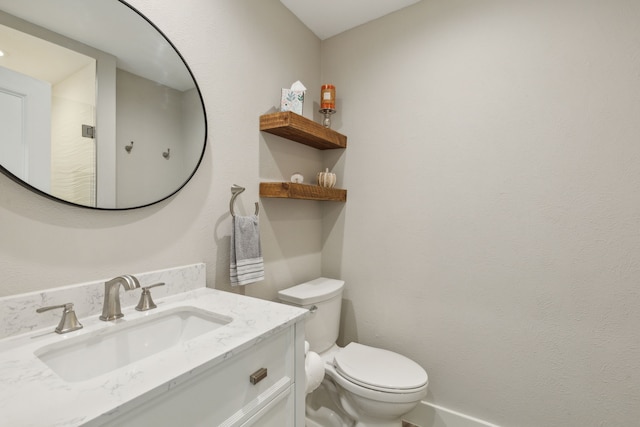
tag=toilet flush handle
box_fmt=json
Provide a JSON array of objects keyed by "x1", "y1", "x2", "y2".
[{"x1": 309, "y1": 305, "x2": 318, "y2": 313}]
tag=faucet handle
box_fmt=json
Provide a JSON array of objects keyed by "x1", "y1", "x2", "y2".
[
  {"x1": 135, "y1": 282, "x2": 165, "y2": 311},
  {"x1": 36, "y1": 303, "x2": 83, "y2": 334}
]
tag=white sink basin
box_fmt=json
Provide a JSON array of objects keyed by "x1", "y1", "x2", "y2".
[{"x1": 35, "y1": 307, "x2": 232, "y2": 382}]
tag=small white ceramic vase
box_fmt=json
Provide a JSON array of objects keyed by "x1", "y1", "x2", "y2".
[{"x1": 317, "y1": 168, "x2": 336, "y2": 188}]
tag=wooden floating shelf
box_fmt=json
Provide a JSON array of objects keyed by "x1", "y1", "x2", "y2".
[
  {"x1": 260, "y1": 111, "x2": 347, "y2": 150},
  {"x1": 260, "y1": 182, "x2": 347, "y2": 202}
]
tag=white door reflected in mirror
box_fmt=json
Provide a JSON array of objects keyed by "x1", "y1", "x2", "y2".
[{"x1": 0, "y1": 66, "x2": 51, "y2": 193}]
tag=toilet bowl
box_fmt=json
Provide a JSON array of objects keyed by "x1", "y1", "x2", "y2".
[
  {"x1": 278, "y1": 278, "x2": 428, "y2": 427},
  {"x1": 323, "y1": 343, "x2": 428, "y2": 426}
]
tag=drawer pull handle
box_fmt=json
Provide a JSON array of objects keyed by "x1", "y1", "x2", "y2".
[{"x1": 249, "y1": 367, "x2": 268, "y2": 385}]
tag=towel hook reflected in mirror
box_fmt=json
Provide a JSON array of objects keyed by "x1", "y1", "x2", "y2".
[{"x1": 230, "y1": 184, "x2": 259, "y2": 217}]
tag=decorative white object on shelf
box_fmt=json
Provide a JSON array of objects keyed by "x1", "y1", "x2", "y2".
[
  {"x1": 291, "y1": 172, "x2": 304, "y2": 183},
  {"x1": 281, "y1": 80, "x2": 306, "y2": 115},
  {"x1": 316, "y1": 168, "x2": 336, "y2": 188}
]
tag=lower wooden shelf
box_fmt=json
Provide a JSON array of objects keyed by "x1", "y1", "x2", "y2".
[{"x1": 260, "y1": 182, "x2": 347, "y2": 202}]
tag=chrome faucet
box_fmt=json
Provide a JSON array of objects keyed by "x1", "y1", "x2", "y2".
[{"x1": 99, "y1": 275, "x2": 140, "y2": 321}]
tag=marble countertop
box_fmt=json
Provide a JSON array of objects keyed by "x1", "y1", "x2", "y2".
[{"x1": 0, "y1": 288, "x2": 307, "y2": 427}]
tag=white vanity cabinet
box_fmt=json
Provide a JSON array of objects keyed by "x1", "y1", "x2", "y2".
[
  {"x1": 98, "y1": 324, "x2": 303, "y2": 427},
  {"x1": 0, "y1": 283, "x2": 308, "y2": 427}
]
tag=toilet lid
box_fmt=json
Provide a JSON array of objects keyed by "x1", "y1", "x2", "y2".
[{"x1": 333, "y1": 343, "x2": 428, "y2": 392}]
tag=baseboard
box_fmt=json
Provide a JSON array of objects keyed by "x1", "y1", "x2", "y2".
[{"x1": 403, "y1": 401, "x2": 500, "y2": 427}]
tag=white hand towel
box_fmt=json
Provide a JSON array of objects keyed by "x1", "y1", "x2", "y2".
[{"x1": 230, "y1": 215, "x2": 264, "y2": 286}]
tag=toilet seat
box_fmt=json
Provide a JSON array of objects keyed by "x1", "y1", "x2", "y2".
[
  {"x1": 324, "y1": 364, "x2": 428, "y2": 406},
  {"x1": 333, "y1": 343, "x2": 428, "y2": 393}
]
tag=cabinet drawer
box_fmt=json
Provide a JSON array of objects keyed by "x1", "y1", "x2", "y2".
[
  {"x1": 217, "y1": 329, "x2": 294, "y2": 425},
  {"x1": 101, "y1": 328, "x2": 294, "y2": 427},
  {"x1": 240, "y1": 384, "x2": 294, "y2": 427}
]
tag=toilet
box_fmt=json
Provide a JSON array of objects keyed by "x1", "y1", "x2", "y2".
[{"x1": 278, "y1": 278, "x2": 428, "y2": 427}]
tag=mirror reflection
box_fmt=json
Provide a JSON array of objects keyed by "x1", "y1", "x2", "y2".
[{"x1": 0, "y1": 0, "x2": 206, "y2": 209}]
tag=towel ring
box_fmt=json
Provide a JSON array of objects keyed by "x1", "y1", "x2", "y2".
[{"x1": 230, "y1": 184, "x2": 259, "y2": 217}]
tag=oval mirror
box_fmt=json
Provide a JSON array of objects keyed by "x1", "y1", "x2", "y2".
[{"x1": 0, "y1": 0, "x2": 206, "y2": 209}]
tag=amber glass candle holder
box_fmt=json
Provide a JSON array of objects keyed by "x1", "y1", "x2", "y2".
[{"x1": 320, "y1": 84, "x2": 336, "y2": 128}]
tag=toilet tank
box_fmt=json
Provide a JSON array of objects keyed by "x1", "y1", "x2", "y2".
[{"x1": 277, "y1": 278, "x2": 344, "y2": 354}]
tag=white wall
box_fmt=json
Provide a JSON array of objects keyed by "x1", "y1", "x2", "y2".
[
  {"x1": 321, "y1": 0, "x2": 640, "y2": 426},
  {"x1": 0, "y1": 0, "x2": 322, "y2": 299},
  {"x1": 183, "y1": 88, "x2": 206, "y2": 182},
  {"x1": 116, "y1": 69, "x2": 184, "y2": 207},
  {"x1": 51, "y1": 62, "x2": 96, "y2": 206}
]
